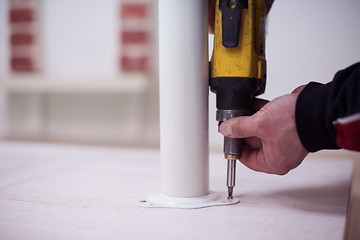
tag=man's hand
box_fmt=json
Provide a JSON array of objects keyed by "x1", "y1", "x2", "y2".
[{"x1": 219, "y1": 86, "x2": 308, "y2": 175}]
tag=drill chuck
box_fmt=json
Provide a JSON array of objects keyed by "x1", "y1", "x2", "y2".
[{"x1": 217, "y1": 109, "x2": 250, "y2": 158}]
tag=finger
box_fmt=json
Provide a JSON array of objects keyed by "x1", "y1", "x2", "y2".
[
  {"x1": 291, "y1": 84, "x2": 306, "y2": 94},
  {"x1": 244, "y1": 137, "x2": 262, "y2": 149},
  {"x1": 238, "y1": 145, "x2": 265, "y2": 173},
  {"x1": 219, "y1": 115, "x2": 259, "y2": 138},
  {"x1": 208, "y1": 0, "x2": 215, "y2": 33},
  {"x1": 240, "y1": 146, "x2": 280, "y2": 174},
  {"x1": 264, "y1": 0, "x2": 274, "y2": 13}
]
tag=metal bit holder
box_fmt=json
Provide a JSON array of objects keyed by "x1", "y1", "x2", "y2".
[{"x1": 216, "y1": 109, "x2": 251, "y2": 198}]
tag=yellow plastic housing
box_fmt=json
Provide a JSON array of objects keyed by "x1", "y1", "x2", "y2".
[{"x1": 210, "y1": 0, "x2": 267, "y2": 80}]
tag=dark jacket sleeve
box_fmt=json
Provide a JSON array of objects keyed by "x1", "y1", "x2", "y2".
[{"x1": 295, "y1": 62, "x2": 360, "y2": 152}]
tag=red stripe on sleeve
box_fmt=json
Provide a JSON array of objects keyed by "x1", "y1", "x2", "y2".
[{"x1": 334, "y1": 115, "x2": 360, "y2": 151}]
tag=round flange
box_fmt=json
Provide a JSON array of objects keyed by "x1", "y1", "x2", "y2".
[{"x1": 139, "y1": 192, "x2": 240, "y2": 209}]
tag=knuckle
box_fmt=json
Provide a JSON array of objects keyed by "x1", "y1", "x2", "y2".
[
  {"x1": 234, "y1": 121, "x2": 244, "y2": 136},
  {"x1": 252, "y1": 117, "x2": 266, "y2": 135},
  {"x1": 226, "y1": 117, "x2": 243, "y2": 137},
  {"x1": 274, "y1": 165, "x2": 291, "y2": 175},
  {"x1": 276, "y1": 170, "x2": 289, "y2": 176}
]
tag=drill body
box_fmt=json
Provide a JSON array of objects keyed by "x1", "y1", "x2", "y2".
[{"x1": 210, "y1": 0, "x2": 267, "y2": 198}]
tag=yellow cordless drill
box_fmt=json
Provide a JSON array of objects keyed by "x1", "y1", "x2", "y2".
[{"x1": 210, "y1": 0, "x2": 267, "y2": 199}]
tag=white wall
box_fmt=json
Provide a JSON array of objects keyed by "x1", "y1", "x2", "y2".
[
  {"x1": 0, "y1": 0, "x2": 9, "y2": 77},
  {"x1": 42, "y1": 0, "x2": 119, "y2": 79},
  {"x1": 265, "y1": 0, "x2": 360, "y2": 99},
  {"x1": 0, "y1": 0, "x2": 8, "y2": 138}
]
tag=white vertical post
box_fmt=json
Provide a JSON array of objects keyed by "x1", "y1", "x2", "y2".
[{"x1": 159, "y1": 0, "x2": 209, "y2": 198}]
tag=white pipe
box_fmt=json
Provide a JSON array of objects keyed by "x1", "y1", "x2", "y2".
[{"x1": 159, "y1": 0, "x2": 209, "y2": 197}]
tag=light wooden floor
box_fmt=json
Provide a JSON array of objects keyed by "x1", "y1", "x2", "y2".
[
  {"x1": 348, "y1": 160, "x2": 360, "y2": 239},
  {"x1": 314, "y1": 150, "x2": 360, "y2": 240},
  {"x1": 0, "y1": 141, "x2": 356, "y2": 240}
]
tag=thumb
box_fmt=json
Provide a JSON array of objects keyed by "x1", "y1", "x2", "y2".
[
  {"x1": 219, "y1": 116, "x2": 257, "y2": 138},
  {"x1": 291, "y1": 84, "x2": 306, "y2": 94}
]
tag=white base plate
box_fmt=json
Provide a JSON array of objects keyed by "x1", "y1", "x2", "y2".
[{"x1": 139, "y1": 192, "x2": 240, "y2": 209}]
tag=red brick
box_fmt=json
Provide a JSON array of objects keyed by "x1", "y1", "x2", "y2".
[
  {"x1": 121, "y1": 3, "x2": 147, "y2": 18},
  {"x1": 11, "y1": 57, "x2": 35, "y2": 72},
  {"x1": 9, "y1": 8, "x2": 34, "y2": 23},
  {"x1": 10, "y1": 33, "x2": 34, "y2": 45},
  {"x1": 121, "y1": 31, "x2": 148, "y2": 44},
  {"x1": 121, "y1": 56, "x2": 147, "y2": 72}
]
